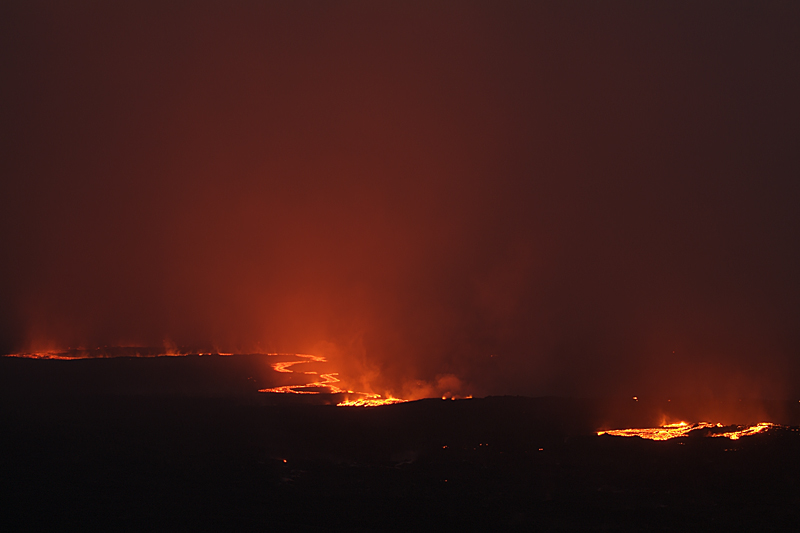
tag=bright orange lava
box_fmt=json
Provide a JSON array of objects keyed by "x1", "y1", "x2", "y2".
[
  {"x1": 337, "y1": 397, "x2": 407, "y2": 407},
  {"x1": 5, "y1": 350, "x2": 186, "y2": 360},
  {"x1": 257, "y1": 353, "x2": 407, "y2": 407},
  {"x1": 5, "y1": 350, "x2": 407, "y2": 407},
  {"x1": 597, "y1": 422, "x2": 778, "y2": 441},
  {"x1": 713, "y1": 422, "x2": 775, "y2": 440}
]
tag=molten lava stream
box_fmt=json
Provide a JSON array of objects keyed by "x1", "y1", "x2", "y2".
[
  {"x1": 257, "y1": 353, "x2": 406, "y2": 407},
  {"x1": 5, "y1": 349, "x2": 406, "y2": 405},
  {"x1": 597, "y1": 421, "x2": 778, "y2": 441}
]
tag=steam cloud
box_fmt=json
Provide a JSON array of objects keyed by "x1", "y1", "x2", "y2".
[{"x1": 2, "y1": 1, "x2": 799, "y2": 399}]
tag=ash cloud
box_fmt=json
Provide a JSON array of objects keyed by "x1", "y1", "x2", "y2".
[{"x1": 2, "y1": 1, "x2": 800, "y2": 399}]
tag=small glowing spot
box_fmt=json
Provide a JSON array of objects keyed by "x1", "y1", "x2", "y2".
[
  {"x1": 538, "y1": 448, "x2": 544, "y2": 451},
  {"x1": 632, "y1": 396, "x2": 638, "y2": 401},
  {"x1": 443, "y1": 445, "x2": 447, "y2": 449},
  {"x1": 282, "y1": 459, "x2": 287, "y2": 463},
  {"x1": 442, "y1": 396, "x2": 447, "y2": 400}
]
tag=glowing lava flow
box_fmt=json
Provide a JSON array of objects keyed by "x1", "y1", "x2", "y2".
[
  {"x1": 7, "y1": 351, "x2": 94, "y2": 360},
  {"x1": 337, "y1": 397, "x2": 407, "y2": 407},
  {"x1": 598, "y1": 422, "x2": 778, "y2": 441},
  {"x1": 598, "y1": 422, "x2": 716, "y2": 440},
  {"x1": 5, "y1": 349, "x2": 406, "y2": 406},
  {"x1": 713, "y1": 422, "x2": 776, "y2": 440},
  {"x1": 5, "y1": 349, "x2": 187, "y2": 360},
  {"x1": 257, "y1": 353, "x2": 406, "y2": 407}
]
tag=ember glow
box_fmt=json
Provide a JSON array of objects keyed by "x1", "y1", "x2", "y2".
[{"x1": 598, "y1": 422, "x2": 778, "y2": 441}]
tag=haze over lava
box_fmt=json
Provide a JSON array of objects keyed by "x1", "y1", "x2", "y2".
[{"x1": 2, "y1": 1, "x2": 799, "y2": 401}]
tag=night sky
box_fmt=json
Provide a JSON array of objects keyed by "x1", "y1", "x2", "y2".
[{"x1": 2, "y1": 1, "x2": 799, "y2": 400}]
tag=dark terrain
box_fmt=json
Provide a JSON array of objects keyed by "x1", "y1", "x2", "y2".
[{"x1": 2, "y1": 356, "x2": 800, "y2": 531}]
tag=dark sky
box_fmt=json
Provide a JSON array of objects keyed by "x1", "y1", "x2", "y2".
[{"x1": 2, "y1": 0, "x2": 799, "y2": 399}]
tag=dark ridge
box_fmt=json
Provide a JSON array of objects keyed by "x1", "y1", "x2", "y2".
[
  {"x1": 2, "y1": 357, "x2": 800, "y2": 531},
  {"x1": 3, "y1": 392, "x2": 800, "y2": 531}
]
